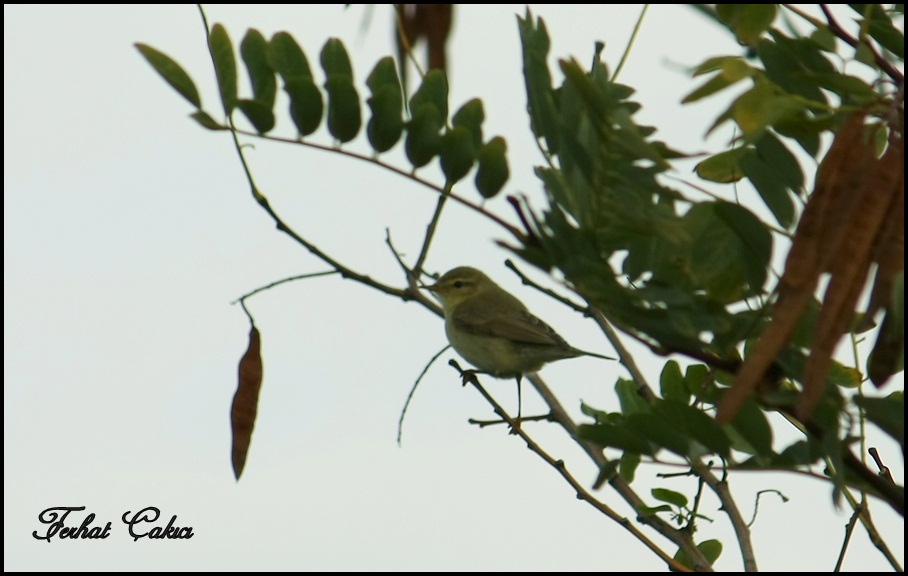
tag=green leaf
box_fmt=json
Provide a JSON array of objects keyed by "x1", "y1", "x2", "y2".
[
  {"x1": 827, "y1": 361, "x2": 862, "y2": 388},
  {"x1": 697, "y1": 539, "x2": 723, "y2": 566},
  {"x1": 758, "y1": 32, "x2": 834, "y2": 104},
  {"x1": 770, "y1": 440, "x2": 818, "y2": 467},
  {"x1": 452, "y1": 98, "x2": 485, "y2": 151},
  {"x1": 366, "y1": 56, "x2": 401, "y2": 93},
  {"x1": 684, "y1": 203, "x2": 751, "y2": 302},
  {"x1": 682, "y1": 58, "x2": 753, "y2": 104},
  {"x1": 652, "y1": 487, "x2": 688, "y2": 508},
  {"x1": 405, "y1": 105, "x2": 443, "y2": 168},
  {"x1": 135, "y1": 43, "x2": 201, "y2": 109},
  {"x1": 626, "y1": 413, "x2": 692, "y2": 456},
  {"x1": 240, "y1": 29, "x2": 277, "y2": 109},
  {"x1": 284, "y1": 76, "x2": 323, "y2": 136},
  {"x1": 580, "y1": 401, "x2": 610, "y2": 424},
  {"x1": 858, "y1": 4, "x2": 905, "y2": 58},
  {"x1": 366, "y1": 85, "x2": 404, "y2": 153},
  {"x1": 319, "y1": 37, "x2": 353, "y2": 79},
  {"x1": 615, "y1": 378, "x2": 650, "y2": 414},
  {"x1": 190, "y1": 110, "x2": 225, "y2": 130},
  {"x1": 717, "y1": 4, "x2": 777, "y2": 45},
  {"x1": 410, "y1": 69, "x2": 448, "y2": 121},
  {"x1": 854, "y1": 393, "x2": 904, "y2": 447},
  {"x1": 365, "y1": 57, "x2": 404, "y2": 153},
  {"x1": 268, "y1": 32, "x2": 314, "y2": 79},
  {"x1": 691, "y1": 55, "x2": 741, "y2": 76},
  {"x1": 653, "y1": 400, "x2": 731, "y2": 457},
  {"x1": 684, "y1": 364, "x2": 710, "y2": 396},
  {"x1": 809, "y1": 72, "x2": 876, "y2": 105},
  {"x1": 740, "y1": 132, "x2": 801, "y2": 228},
  {"x1": 593, "y1": 460, "x2": 620, "y2": 487},
  {"x1": 714, "y1": 201, "x2": 772, "y2": 294},
  {"x1": 790, "y1": 298, "x2": 822, "y2": 348},
  {"x1": 439, "y1": 126, "x2": 477, "y2": 184},
  {"x1": 727, "y1": 397, "x2": 773, "y2": 457},
  {"x1": 660, "y1": 360, "x2": 688, "y2": 403},
  {"x1": 209, "y1": 24, "x2": 238, "y2": 113},
  {"x1": 619, "y1": 451, "x2": 641, "y2": 482},
  {"x1": 324, "y1": 76, "x2": 361, "y2": 143},
  {"x1": 730, "y1": 81, "x2": 800, "y2": 140},
  {"x1": 810, "y1": 27, "x2": 837, "y2": 52},
  {"x1": 854, "y1": 41, "x2": 878, "y2": 67},
  {"x1": 518, "y1": 10, "x2": 560, "y2": 153},
  {"x1": 695, "y1": 147, "x2": 749, "y2": 183},
  {"x1": 675, "y1": 538, "x2": 724, "y2": 570},
  {"x1": 236, "y1": 99, "x2": 275, "y2": 134},
  {"x1": 474, "y1": 136, "x2": 509, "y2": 199},
  {"x1": 754, "y1": 130, "x2": 802, "y2": 191},
  {"x1": 576, "y1": 423, "x2": 655, "y2": 455}
]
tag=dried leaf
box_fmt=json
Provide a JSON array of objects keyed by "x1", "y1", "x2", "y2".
[
  {"x1": 716, "y1": 114, "x2": 874, "y2": 423},
  {"x1": 231, "y1": 326, "x2": 263, "y2": 479},
  {"x1": 868, "y1": 303, "x2": 904, "y2": 387},
  {"x1": 797, "y1": 132, "x2": 903, "y2": 416},
  {"x1": 395, "y1": 4, "x2": 453, "y2": 90},
  {"x1": 793, "y1": 114, "x2": 874, "y2": 282},
  {"x1": 860, "y1": 120, "x2": 906, "y2": 332},
  {"x1": 862, "y1": 197, "x2": 904, "y2": 327}
]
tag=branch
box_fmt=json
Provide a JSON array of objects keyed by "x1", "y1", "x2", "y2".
[
  {"x1": 689, "y1": 460, "x2": 757, "y2": 571},
  {"x1": 228, "y1": 126, "x2": 525, "y2": 241},
  {"x1": 816, "y1": 4, "x2": 904, "y2": 84},
  {"x1": 505, "y1": 260, "x2": 757, "y2": 572},
  {"x1": 447, "y1": 361, "x2": 700, "y2": 572},
  {"x1": 523, "y1": 373, "x2": 713, "y2": 571},
  {"x1": 232, "y1": 270, "x2": 339, "y2": 303},
  {"x1": 412, "y1": 182, "x2": 451, "y2": 279},
  {"x1": 502, "y1": 259, "x2": 755, "y2": 569},
  {"x1": 397, "y1": 344, "x2": 450, "y2": 446}
]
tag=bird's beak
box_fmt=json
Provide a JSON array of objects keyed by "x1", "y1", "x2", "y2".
[{"x1": 423, "y1": 283, "x2": 439, "y2": 293}]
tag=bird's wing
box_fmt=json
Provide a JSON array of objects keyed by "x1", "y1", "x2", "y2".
[{"x1": 452, "y1": 305, "x2": 570, "y2": 348}]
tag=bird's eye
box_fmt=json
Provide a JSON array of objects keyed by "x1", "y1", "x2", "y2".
[{"x1": 453, "y1": 280, "x2": 464, "y2": 288}]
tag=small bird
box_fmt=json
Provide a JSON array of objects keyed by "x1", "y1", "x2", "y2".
[{"x1": 424, "y1": 266, "x2": 615, "y2": 421}]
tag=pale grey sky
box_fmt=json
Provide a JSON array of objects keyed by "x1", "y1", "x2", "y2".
[{"x1": 5, "y1": 4, "x2": 903, "y2": 571}]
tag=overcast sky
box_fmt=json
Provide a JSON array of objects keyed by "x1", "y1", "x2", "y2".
[{"x1": 5, "y1": 4, "x2": 903, "y2": 571}]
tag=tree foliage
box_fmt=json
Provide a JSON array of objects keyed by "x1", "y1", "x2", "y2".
[{"x1": 137, "y1": 4, "x2": 904, "y2": 571}]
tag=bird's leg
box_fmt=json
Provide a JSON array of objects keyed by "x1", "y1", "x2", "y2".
[{"x1": 511, "y1": 375, "x2": 522, "y2": 435}]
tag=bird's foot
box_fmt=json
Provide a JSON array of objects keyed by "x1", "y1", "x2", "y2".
[{"x1": 460, "y1": 369, "x2": 480, "y2": 387}]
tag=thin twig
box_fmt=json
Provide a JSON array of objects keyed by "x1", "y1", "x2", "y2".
[
  {"x1": 523, "y1": 372, "x2": 712, "y2": 570},
  {"x1": 198, "y1": 9, "x2": 420, "y2": 311},
  {"x1": 385, "y1": 228, "x2": 440, "y2": 309},
  {"x1": 412, "y1": 182, "x2": 451, "y2": 280},
  {"x1": 397, "y1": 344, "x2": 451, "y2": 446},
  {"x1": 503, "y1": 259, "x2": 760, "y2": 568},
  {"x1": 868, "y1": 447, "x2": 893, "y2": 483},
  {"x1": 689, "y1": 460, "x2": 758, "y2": 571},
  {"x1": 747, "y1": 490, "x2": 789, "y2": 527},
  {"x1": 446, "y1": 361, "x2": 696, "y2": 572},
  {"x1": 834, "y1": 500, "x2": 863, "y2": 571},
  {"x1": 393, "y1": 4, "x2": 426, "y2": 82},
  {"x1": 232, "y1": 270, "x2": 339, "y2": 303},
  {"x1": 814, "y1": 4, "x2": 904, "y2": 84},
  {"x1": 469, "y1": 413, "x2": 552, "y2": 428},
  {"x1": 687, "y1": 474, "x2": 706, "y2": 532},
  {"x1": 503, "y1": 259, "x2": 657, "y2": 401},
  {"x1": 227, "y1": 126, "x2": 525, "y2": 240},
  {"x1": 612, "y1": 4, "x2": 649, "y2": 81}
]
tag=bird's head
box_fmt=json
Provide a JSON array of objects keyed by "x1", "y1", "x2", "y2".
[{"x1": 423, "y1": 266, "x2": 493, "y2": 309}]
